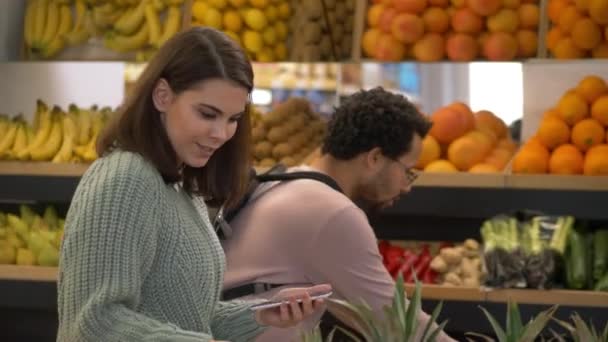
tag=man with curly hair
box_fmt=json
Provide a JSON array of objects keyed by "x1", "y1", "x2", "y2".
[{"x1": 221, "y1": 87, "x2": 456, "y2": 342}]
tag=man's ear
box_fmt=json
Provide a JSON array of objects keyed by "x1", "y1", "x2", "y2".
[
  {"x1": 364, "y1": 147, "x2": 384, "y2": 171},
  {"x1": 152, "y1": 78, "x2": 174, "y2": 113}
]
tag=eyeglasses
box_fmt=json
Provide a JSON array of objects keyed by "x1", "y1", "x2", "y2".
[{"x1": 393, "y1": 160, "x2": 419, "y2": 184}]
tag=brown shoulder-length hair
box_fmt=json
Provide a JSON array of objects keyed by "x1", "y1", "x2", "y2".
[{"x1": 98, "y1": 27, "x2": 253, "y2": 209}]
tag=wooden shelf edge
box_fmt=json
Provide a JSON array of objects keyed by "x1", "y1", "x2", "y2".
[
  {"x1": 0, "y1": 265, "x2": 58, "y2": 282},
  {"x1": 404, "y1": 284, "x2": 608, "y2": 308},
  {"x1": 2, "y1": 163, "x2": 608, "y2": 191},
  {"x1": 505, "y1": 174, "x2": 608, "y2": 191},
  {"x1": 416, "y1": 173, "x2": 505, "y2": 188},
  {"x1": 0, "y1": 161, "x2": 90, "y2": 177}
]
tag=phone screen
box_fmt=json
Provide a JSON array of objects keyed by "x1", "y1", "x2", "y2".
[{"x1": 249, "y1": 291, "x2": 333, "y2": 311}]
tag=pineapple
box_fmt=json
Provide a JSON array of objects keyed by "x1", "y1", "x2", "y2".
[
  {"x1": 302, "y1": 275, "x2": 447, "y2": 342},
  {"x1": 465, "y1": 302, "x2": 557, "y2": 342},
  {"x1": 551, "y1": 313, "x2": 608, "y2": 342}
]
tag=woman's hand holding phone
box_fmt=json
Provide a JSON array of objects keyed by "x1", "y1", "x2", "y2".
[{"x1": 253, "y1": 284, "x2": 332, "y2": 329}]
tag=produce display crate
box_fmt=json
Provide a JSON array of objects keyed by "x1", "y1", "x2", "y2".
[{"x1": 20, "y1": 0, "x2": 193, "y2": 61}]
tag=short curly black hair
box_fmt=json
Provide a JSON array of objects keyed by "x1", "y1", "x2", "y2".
[{"x1": 322, "y1": 87, "x2": 431, "y2": 160}]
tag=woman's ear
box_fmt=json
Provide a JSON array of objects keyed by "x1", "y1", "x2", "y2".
[{"x1": 152, "y1": 78, "x2": 174, "y2": 113}]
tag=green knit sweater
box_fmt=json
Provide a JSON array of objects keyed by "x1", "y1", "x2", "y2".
[{"x1": 57, "y1": 150, "x2": 265, "y2": 341}]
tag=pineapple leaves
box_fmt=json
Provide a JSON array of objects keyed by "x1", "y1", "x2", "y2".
[{"x1": 479, "y1": 305, "x2": 508, "y2": 342}]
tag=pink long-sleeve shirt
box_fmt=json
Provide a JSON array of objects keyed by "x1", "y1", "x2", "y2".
[{"x1": 221, "y1": 166, "x2": 455, "y2": 341}]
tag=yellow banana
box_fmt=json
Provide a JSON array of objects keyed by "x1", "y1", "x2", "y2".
[
  {"x1": 30, "y1": 112, "x2": 63, "y2": 161},
  {"x1": 104, "y1": 23, "x2": 149, "y2": 53},
  {"x1": 65, "y1": 0, "x2": 92, "y2": 46},
  {"x1": 57, "y1": 4, "x2": 73, "y2": 37},
  {"x1": 16, "y1": 101, "x2": 52, "y2": 160},
  {"x1": 0, "y1": 120, "x2": 19, "y2": 158},
  {"x1": 145, "y1": 3, "x2": 161, "y2": 46},
  {"x1": 41, "y1": 36, "x2": 65, "y2": 59},
  {"x1": 76, "y1": 105, "x2": 92, "y2": 145},
  {"x1": 92, "y1": 3, "x2": 122, "y2": 30},
  {"x1": 164, "y1": 0, "x2": 184, "y2": 5},
  {"x1": 152, "y1": 0, "x2": 166, "y2": 11},
  {"x1": 33, "y1": 0, "x2": 49, "y2": 49},
  {"x1": 114, "y1": 1, "x2": 146, "y2": 35},
  {"x1": 24, "y1": 0, "x2": 37, "y2": 48},
  {"x1": 33, "y1": 99, "x2": 47, "y2": 131},
  {"x1": 67, "y1": 104, "x2": 81, "y2": 144},
  {"x1": 52, "y1": 114, "x2": 76, "y2": 163},
  {"x1": 25, "y1": 125, "x2": 36, "y2": 145},
  {"x1": 40, "y1": 0, "x2": 59, "y2": 49},
  {"x1": 0, "y1": 115, "x2": 8, "y2": 137},
  {"x1": 156, "y1": 5, "x2": 181, "y2": 48},
  {"x1": 7, "y1": 121, "x2": 29, "y2": 159}
]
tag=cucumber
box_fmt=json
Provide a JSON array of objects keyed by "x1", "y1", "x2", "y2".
[
  {"x1": 594, "y1": 230, "x2": 608, "y2": 282},
  {"x1": 566, "y1": 227, "x2": 588, "y2": 289}
]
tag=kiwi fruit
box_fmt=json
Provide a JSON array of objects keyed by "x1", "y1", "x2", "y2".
[
  {"x1": 267, "y1": 126, "x2": 289, "y2": 144},
  {"x1": 254, "y1": 141, "x2": 273, "y2": 159}
]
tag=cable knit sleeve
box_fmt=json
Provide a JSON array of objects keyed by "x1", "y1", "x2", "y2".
[
  {"x1": 57, "y1": 152, "x2": 213, "y2": 342},
  {"x1": 211, "y1": 300, "x2": 267, "y2": 341}
]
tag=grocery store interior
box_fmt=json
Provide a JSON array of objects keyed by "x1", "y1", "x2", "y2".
[{"x1": 1, "y1": 0, "x2": 608, "y2": 340}]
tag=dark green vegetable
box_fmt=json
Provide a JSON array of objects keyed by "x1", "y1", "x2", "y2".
[
  {"x1": 566, "y1": 227, "x2": 589, "y2": 289},
  {"x1": 594, "y1": 230, "x2": 608, "y2": 282},
  {"x1": 594, "y1": 272, "x2": 608, "y2": 291}
]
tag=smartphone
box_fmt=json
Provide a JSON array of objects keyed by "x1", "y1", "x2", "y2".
[{"x1": 249, "y1": 291, "x2": 333, "y2": 311}]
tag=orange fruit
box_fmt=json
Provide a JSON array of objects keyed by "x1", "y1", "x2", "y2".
[
  {"x1": 576, "y1": 75, "x2": 608, "y2": 104},
  {"x1": 546, "y1": 26, "x2": 563, "y2": 50},
  {"x1": 571, "y1": 118, "x2": 605, "y2": 151},
  {"x1": 593, "y1": 43, "x2": 608, "y2": 58},
  {"x1": 557, "y1": 92, "x2": 589, "y2": 125},
  {"x1": 548, "y1": 0, "x2": 569, "y2": 23},
  {"x1": 416, "y1": 135, "x2": 442, "y2": 169},
  {"x1": 558, "y1": 6, "x2": 583, "y2": 32},
  {"x1": 549, "y1": 144, "x2": 584, "y2": 174},
  {"x1": 497, "y1": 138, "x2": 517, "y2": 153},
  {"x1": 466, "y1": 129, "x2": 498, "y2": 150},
  {"x1": 591, "y1": 95, "x2": 608, "y2": 126},
  {"x1": 542, "y1": 108, "x2": 561, "y2": 120},
  {"x1": 424, "y1": 159, "x2": 459, "y2": 172},
  {"x1": 571, "y1": 18, "x2": 603, "y2": 50},
  {"x1": 552, "y1": 37, "x2": 586, "y2": 59},
  {"x1": 447, "y1": 135, "x2": 489, "y2": 170},
  {"x1": 536, "y1": 116, "x2": 571, "y2": 149},
  {"x1": 449, "y1": 102, "x2": 476, "y2": 131},
  {"x1": 583, "y1": 144, "x2": 608, "y2": 175},
  {"x1": 512, "y1": 143, "x2": 550, "y2": 174},
  {"x1": 469, "y1": 163, "x2": 500, "y2": 173},
  {"x1": 483, "y1": 147, "x2": 513, "y2": 170}
]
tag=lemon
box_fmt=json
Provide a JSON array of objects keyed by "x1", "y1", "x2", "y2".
[
  {"x1": 256, "y1": 48, "x2": 275, "y2": 62},
  {"x1": 229, "y1": 0, "x2": 247, "y2": 6},
  {"x1": 244, "y1": 8, "x2": 267, "y2": 30},
  {"x1": 204, "y1": 7, "x2": 223, "y2": 29},
  {"x1": 208, "y1": 0, "x2": 228, "y2": 10},
  {"x1": 242, "y1": 30, "x2": 263, "y2": 53},
  {"x1": 249, "y1": 0, "x2": 270, "y2": 8},
  {"x1": 264, "y1": 5, "x2": 278, "y2": 22},
  {"x1": 277, "y1": 2, "x2": 290, "y2": 19},
  {"x1": 274, "y1": 42, "x2": 287, "y2": 60},
  {"x1": 223, "y1": 10, "x2": 243, "y2": 32},
  {"x1": 192, "y1": 1, "x2": 209, "y2": 23},
  {"x1": 224, "y1": 30, "x2": 242, "y2": 46},
  {"x1": 274, "y1": 21, "x2": 287, "y2": 40},
  {"x1": 262, "y1": 26, "x2": 276, "y2": 45}
]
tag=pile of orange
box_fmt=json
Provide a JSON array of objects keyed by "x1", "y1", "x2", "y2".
[
  {"x1": 512, "y1": 75, "x2": 608, "y2": 175},
  {"x1": 416, "y1": 102, "x2": 517, "y2": 173},
  {"x1": 362, "y1": 0, "x2": 540, "y2": 61},
  {"x1": 546, "y1": 0, "x2": 608, "y2": 58}
]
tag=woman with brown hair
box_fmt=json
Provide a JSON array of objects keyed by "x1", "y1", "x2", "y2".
[{"x1": 56, "y1": 27, "x2": 329, "y2": 342}]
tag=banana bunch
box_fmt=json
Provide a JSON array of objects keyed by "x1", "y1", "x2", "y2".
[
  {"x1": 103, "y1": 0, "x2": 183, "y2": 56},
  {"x1": 0, "y1": 100, "x2": 112, "y2": 163},
  {"x1": 24, "y1": 0, "x2": 74, "y2": 59},
  {"x1": 23, "y1": 0, "x2": 184, "y2": 60},
  {"x1": 0, "y1": 204, "x2": 63, "y2": 267}
]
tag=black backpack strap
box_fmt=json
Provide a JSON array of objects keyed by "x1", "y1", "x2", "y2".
[{"x1": 256, "y1": 171, "x2": 343, "y2": 194}]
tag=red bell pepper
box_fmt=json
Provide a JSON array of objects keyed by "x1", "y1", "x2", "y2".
[
  {"x1": 396, "y1": 249, "x2": 418, "y2": 281},
  {"x1": 406, "y1": 245, "x2": 432, "y2": 283},
  {"x1": 422, "y1": 267, "x2": 439, "y2": 284},
  {"x1": 378, "y1": 240, "x2": 391, "y2": 257}
]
